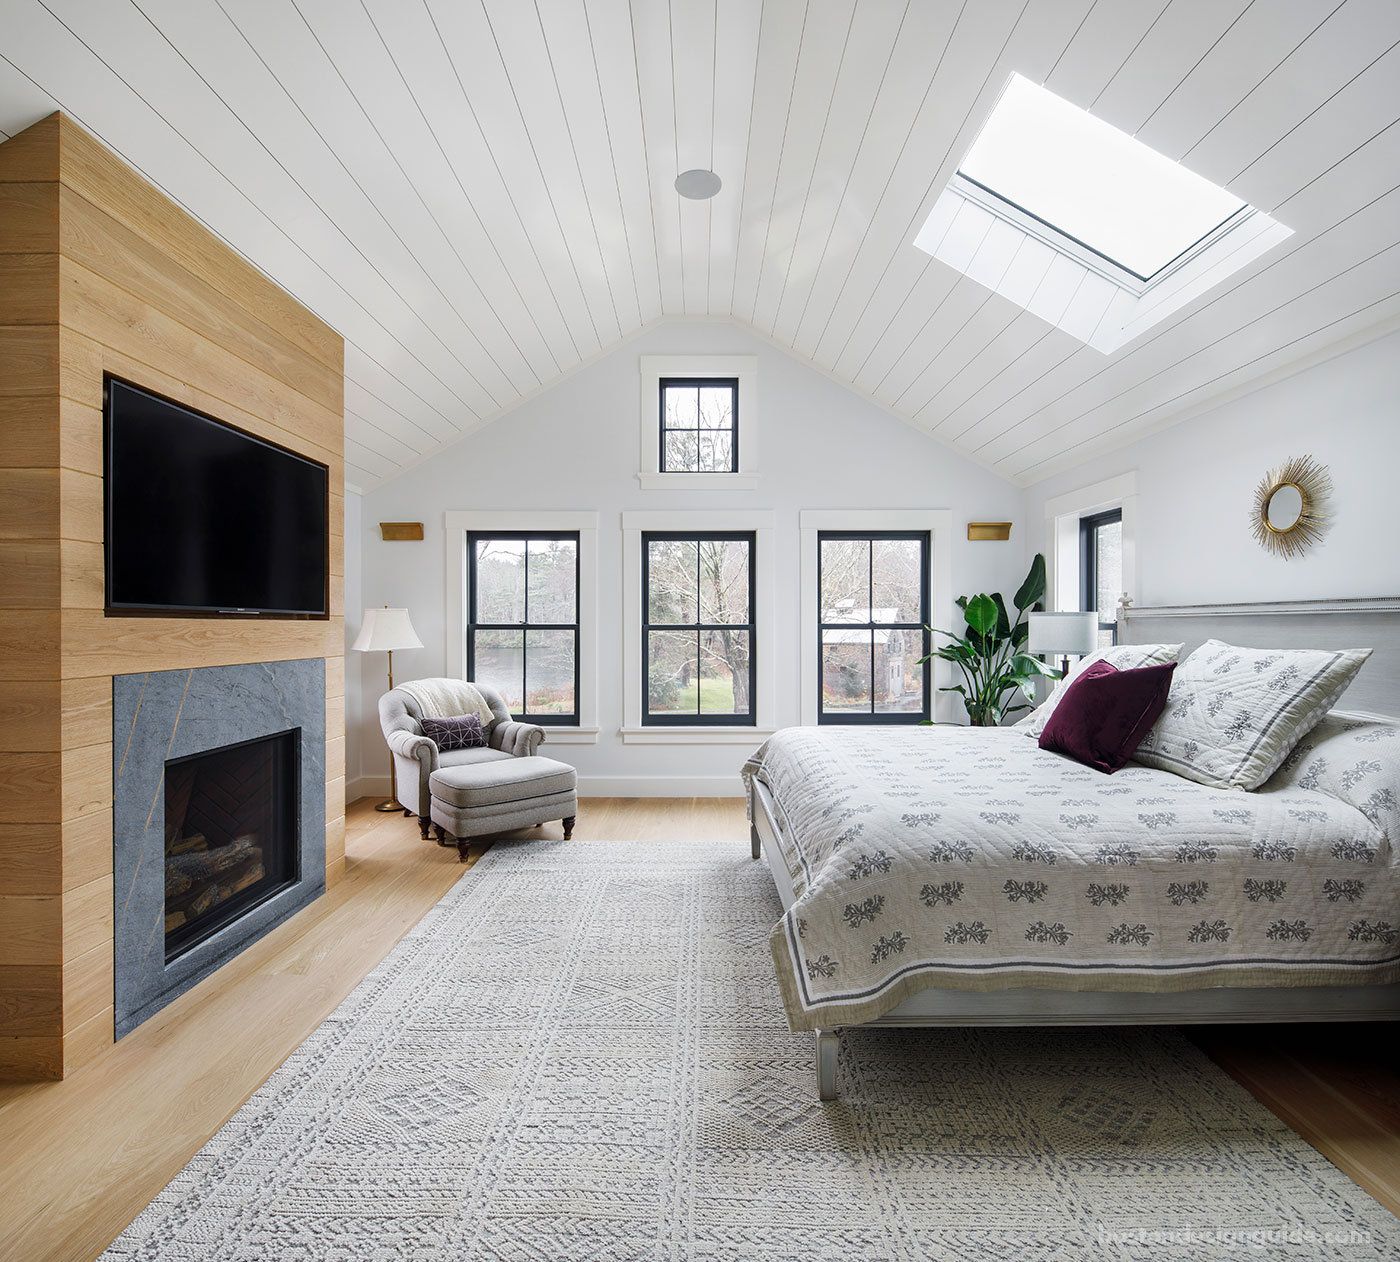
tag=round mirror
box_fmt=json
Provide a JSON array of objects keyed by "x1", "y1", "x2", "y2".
[{"x1": 1265, "y1": 483, "x2": 1304, "y2": 532}]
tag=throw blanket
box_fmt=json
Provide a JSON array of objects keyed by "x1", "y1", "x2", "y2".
[
  {"x1": 398, "y1": 679, "x2": 495, "y2": 725},
  {"x1": 742, "y1": 724, "x2": 1400, "y2": 1031}
]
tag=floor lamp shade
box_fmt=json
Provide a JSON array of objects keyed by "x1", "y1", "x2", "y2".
[
  {"x1": 1028, "y1": 611, "x2": 1099, "y2": 657},
  {"x1": 352, "y1": 607, "x2": 423, "y2": 654}
]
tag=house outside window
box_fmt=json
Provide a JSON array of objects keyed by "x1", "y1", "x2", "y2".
[
  {"x1": 642, "y1": 532, "x2": 755, "y2": 726},
  {"x1": 818, "y1": 532, "x2": 930, "y2": 723},
  {"x1": 1079, "y1": 508, "x2": 1122, "y2": 649},
  {"x1": 467, "y1": 532, "x2": 579, "y2": 724},
  {"x1": 659, "y1": 378, "x2": 738, "y2": 473}
]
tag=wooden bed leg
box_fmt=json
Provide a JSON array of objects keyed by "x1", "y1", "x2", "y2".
[
  {"x1": 815, "y1": 1029, "x2": 839, "y2": 1101},
  {"x1": 750, "y1": 824, "x2": 762, "y2": 861}
]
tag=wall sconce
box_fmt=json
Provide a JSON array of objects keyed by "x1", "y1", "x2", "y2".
[
  {"x1": 967, "y1": 522, "x2": 1012, "y2": 541},
  {"x1": 379, "y1": 522, "x2": 424, "y2": 541}
]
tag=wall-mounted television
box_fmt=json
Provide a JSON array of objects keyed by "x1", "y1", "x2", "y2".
[{"x1": 104, "y1": 376, "x2": 329, "y2": 618}]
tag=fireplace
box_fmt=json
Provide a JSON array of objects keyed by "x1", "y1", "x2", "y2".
[
  {"x1": 114, "y1": 659, "x2": 326, "y2": 1036},
  {"x1": 164, "y1": 731, "x2": 299, "y2": 962}
]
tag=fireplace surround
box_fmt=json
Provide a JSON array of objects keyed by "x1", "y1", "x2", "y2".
[{"x1": 113, "y1": 660, "x2": 326, "y2": 1037}]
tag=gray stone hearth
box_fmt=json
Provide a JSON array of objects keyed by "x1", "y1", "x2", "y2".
[{"x1": 113, "y1": 659, "x2": 326, "y2": 1037}]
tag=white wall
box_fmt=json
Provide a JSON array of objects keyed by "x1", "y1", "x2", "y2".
[
  {"x1": 1023, "y1": 330, "x2": 1400, "y2": 607},
  {"x1": 350, "y1": 321, "x2": 1027, "y2": 798}
]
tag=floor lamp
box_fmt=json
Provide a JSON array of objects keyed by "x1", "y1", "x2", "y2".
[{"x1": 352, "y1": 606, "x2": 423, "y2": 813}]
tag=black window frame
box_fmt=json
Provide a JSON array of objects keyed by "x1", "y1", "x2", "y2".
[
  {"x1": 466, "y1": 530, "x2": 581, "y2": 725},
  {"x1": 817, "y1": 530, "x2": 931, "y2": 726},
  {"x1": 658, "y1": 377, "x2": 739, "y2": 474},
  {"x1": 641, "y1": 531, "x2": 756, "y2": 727},
  {"x1": 1079, "y1": 508, "x2": 1123, "y2": 645}
]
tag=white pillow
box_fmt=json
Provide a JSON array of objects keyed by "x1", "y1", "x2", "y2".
[
  {"x1": 1018, "y1": 642, "x2": 1184, "y2": 739},
  {"x1": 1132, "y1": 639, "x2": 1372, "y2": 790}
]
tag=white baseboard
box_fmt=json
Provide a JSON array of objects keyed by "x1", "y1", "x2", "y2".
[{"x1": 346, "y1": 773, "x2": 743, "y2": 802}]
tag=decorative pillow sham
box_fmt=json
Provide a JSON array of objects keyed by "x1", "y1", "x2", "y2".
[
  {"x1": 420, "y1": 713, "x2": 487, "y2": 752},
  {"x1": 1260, "y1": 710, "x2": 1400, "y2": 842},
  {"x1": 1018, "y1": 642, "x2": 1184, "y2": 739},
  {"x1": 1038, "y1": 659, "x2": 1176, "y2": 774},
  {"x1": 1132, "y1": 639, "x2": 1372, "y2": 791}
]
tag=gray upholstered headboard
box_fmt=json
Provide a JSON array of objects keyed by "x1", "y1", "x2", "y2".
[{"x1": 1119, "y1": 597, "x2": 1400, "y2": 718}]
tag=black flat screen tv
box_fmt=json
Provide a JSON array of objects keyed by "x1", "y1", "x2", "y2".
[{"x1": 105, "y1": 377, "x2": 329, "y2": 617}]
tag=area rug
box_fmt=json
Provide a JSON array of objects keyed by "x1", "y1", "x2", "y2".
[{"x1": 105, "y1": 840, "x2": 1398, "y2": 1260}]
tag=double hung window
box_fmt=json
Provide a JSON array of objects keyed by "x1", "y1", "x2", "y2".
[
  {"x1": 467, "y1": 532, "x2": 579, "y2": 724},
  {"x1": 818, "y1": 532, "x2": 929, "y2": 723},
  {"x1": 642, "y1": 532, "x2": 755, "y2": 726},
  {"x1": 659, "y1": 378, "x2": 738, "y2": 474}
]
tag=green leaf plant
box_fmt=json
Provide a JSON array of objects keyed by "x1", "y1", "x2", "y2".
[{"x1": 918, "y1": 553, "x2": 1063, "y2": 726}]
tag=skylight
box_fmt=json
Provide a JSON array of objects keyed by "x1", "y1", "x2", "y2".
[{"x1": 958, "y1": 75, "x2": 1246, "y2": 280}]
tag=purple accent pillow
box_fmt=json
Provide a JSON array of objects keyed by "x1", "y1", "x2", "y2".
[
  {"x1": 420, "y1": 713, "x2": 486, "y2": 752},
  {"x1": 1038, "y1": 659, "x2": 1176, "y2": 774}
]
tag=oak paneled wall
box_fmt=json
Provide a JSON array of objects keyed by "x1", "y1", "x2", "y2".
[{"x1": 0, "y1": 113, "x2": 345, "y2": 1080}]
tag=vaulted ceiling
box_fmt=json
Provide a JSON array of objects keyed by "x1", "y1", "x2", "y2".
[{"x1": 3, "y1": 0, "x2": 1397, "y2": 491}]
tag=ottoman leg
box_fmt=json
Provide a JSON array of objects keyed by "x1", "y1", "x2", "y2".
[
  {"x1": 563, "y1": 815, "x2": 576, "y2": 840},
  {"x1": 433, "y1": 822, "x2": 447, "y2": 843},
  {"x1": 419, "y1": 815, "x2": 430, "y2": 840},
  {"x1": 456, "y1": 839, "x2": 471, "y2": 863}
]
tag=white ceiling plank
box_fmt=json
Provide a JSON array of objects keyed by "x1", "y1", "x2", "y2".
[
  {"x1": 425, "y1": 0, "x2": 605, "y2": 359},
  {"x1": 670, "y1": 0, "x2": 717, "y2": 315},
  {"x1": 0, "y1": 46, "x2": 60, "y2": 135},
  {"x1": 705, "y1": 0, "x2": 762, "y2": 316},
  {"x1": 842, "y1": 262, "x2": 959, "y2": 394},
  {"x1": 343, "y1": 436, "x2": 397, "y2": 480},
  {"x1": 910, "y1": 309, "x2": 1054, "y2": 429},
  {"x1": 536, "y1": 0, "x2": 644, "y2": 334},
  {"x1": 1042, "y1": 0, "x2": 1171, "y2": 109},
  {"x1": 630, "y1": 0, "x2": 685, "y2": 313},
  {"x1": 344, "y1": 409, "x2": 423, "y2": 466},
  {"x1": 479, "y1": 0, "x2": 625, "y2": 347},
  {"x1": 579, "y1": 0, "x2": 664, "y2": 326},
  {"x1": 876, "y1": 281, "x2": 1002, "y2": 408}
]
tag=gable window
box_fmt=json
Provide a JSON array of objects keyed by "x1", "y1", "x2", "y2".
[
  {"x1": 467, "y1": 532, "x2": 579, "y2": 724},
  {"x1": 1079, "y1": 508, "x2": 1122, "y2": 650},
  {"x1": 818, "y1": 532, "x2": 929, "y2": 724},
  {"x1": 642, "y1": 532, "x2": 755, "y2": 726},
  {"x1": 660, "y1": 378, "x2": 737, "y2": 473}
]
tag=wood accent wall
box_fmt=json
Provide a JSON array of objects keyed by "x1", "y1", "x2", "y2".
[{"x1": 0, "y1": 114, "x2": 345, "y2": 1080}]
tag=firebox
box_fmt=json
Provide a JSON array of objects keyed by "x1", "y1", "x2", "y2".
[{"x1": 164, "y1": 731, "x2": 299, "y2": 962}]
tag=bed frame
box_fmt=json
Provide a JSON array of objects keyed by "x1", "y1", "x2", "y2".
[{"x1": 751, "y1": 595, "x2": 1400, "y2": 1100}]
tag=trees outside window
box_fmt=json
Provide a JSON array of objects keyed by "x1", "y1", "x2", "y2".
[
  {"x1": 643, "y1": 533, "x2": 754, "y2": 724},
  {"x1": 818, "y1": 532, "x2": 929, "y2": 723},
  {"x1": 468, "y1": 533, "x2": 579, "y2": 723},
  {"x1": 659, "y1": 378, "x2": 738, "y2": 473}
]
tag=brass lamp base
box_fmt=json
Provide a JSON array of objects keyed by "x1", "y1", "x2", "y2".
[{"x1": 374, "y1": 798, "x2": 400, "y2": 813}]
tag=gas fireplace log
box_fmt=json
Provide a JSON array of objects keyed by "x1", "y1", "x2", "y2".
[
  {"x1": 164, "y1": 861, "x2": 267, "y2": 933},
  {"x1": 166, "y1": 835, "x2": 261, "y2": 883}
]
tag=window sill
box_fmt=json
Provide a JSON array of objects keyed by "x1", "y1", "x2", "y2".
[
  {"x1": 620, "y1": 726, "x2": 776, "y2": 745},
  {"x1": 636, "y1": 472, "x2": 759, "y2": 492},
  {"x1": 536, "y1": 727, "x2": 600, "y2": 745}
]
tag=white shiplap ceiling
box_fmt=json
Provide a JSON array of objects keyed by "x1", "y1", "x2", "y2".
[{"x1": 2, "y1": 0, "x2": 1398, "y2": 491}]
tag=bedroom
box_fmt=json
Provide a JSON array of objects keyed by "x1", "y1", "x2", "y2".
[{"x1": 1, "y1": 0, "x2": 1398, "y2": 1257}]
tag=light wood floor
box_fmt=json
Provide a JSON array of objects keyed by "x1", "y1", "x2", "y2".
[{"x1": 1, "y1": 798, "x2": 1397, "y2": 1261}]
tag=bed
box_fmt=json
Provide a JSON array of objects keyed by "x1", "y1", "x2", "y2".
[{"x1": 744, "y1": 597, "x2": 1400, "y2": 1099}]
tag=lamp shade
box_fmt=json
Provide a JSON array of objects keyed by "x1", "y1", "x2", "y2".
[
  {"x1": 351, "y1": 607, "x2": 423, "y2": 653},
  {"x1": 1028, "y1": 611, "x2": 1099, "y2": 656}
]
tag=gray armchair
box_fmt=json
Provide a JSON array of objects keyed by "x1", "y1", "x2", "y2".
[{"x1": 378, "y1": 678, "x2": 545, "y2": 839}]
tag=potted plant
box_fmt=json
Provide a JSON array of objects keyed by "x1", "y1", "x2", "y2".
[{"x1": 921, "y1": 554, "x2": 1061, "y2": 726}]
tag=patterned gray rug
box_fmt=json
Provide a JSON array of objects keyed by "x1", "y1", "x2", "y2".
[{"x1": 106, "y1": 840, "x2": 1398, "y2": 1260}]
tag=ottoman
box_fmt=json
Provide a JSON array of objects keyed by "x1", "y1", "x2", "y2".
[{"x1": 428, "y1": 755, "x2": 578, "y2": 860}]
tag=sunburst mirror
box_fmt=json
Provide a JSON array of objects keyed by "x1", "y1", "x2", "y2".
[{"x1": 1250, "y1": 455, "x2": 1331, "y2": 559}]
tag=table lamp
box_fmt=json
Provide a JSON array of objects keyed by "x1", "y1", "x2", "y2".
[
  {"x1": 1028, "y1": 610, "x2": 1099, "y2": 677},
  {"x1": 352, "y1": 606, "x2": 423, "y2": 813}
]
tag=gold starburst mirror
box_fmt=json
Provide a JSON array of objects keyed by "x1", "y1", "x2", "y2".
[{"x1": 1250, "y1": 455, "x2": 1331, "y2": 559}]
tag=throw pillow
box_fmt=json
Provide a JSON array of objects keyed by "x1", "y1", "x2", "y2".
[
  {"x1": 1038, "y1": 659, "x2": 1176, "y2": 774},
  {"x1": 1132, "y1": 639, "x2": 1372, "y2": 790},
  {"x1": 420, "y1": 713, "x2": 487, "y2": 752},
  {"x1": 1019, "y1": 642, "x2": 1184, "y2": 739}
]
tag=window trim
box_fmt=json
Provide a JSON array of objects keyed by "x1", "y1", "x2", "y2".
[
  {"x1": 816, "y1": 530, "x2": 931, "y2": 726},
  {"x1": 1078, "y1": 508, "x2": 1123, "y2": 646},
  {"x1": 637, "y1": 355, "x2": 758, "y2": 491},
  {"x1": 658, "y1": 377, "x2": 739, "y2": 474},
  {"x1": 445, "y1": 510, "x2": 599, "y2": 744},
  {"x1": 641, "y1": 530, "x2": 756, "y2": 727},
  {"x1": 799, "y1": 510, "x2": 953, "y2": 727},
  {"x1": 1044, "y1": 471, "x2": 1136, "y2": 624},
  {"x1": 466, "y1": 530, "x2": 581, "y2": 726},
  {"x1": 621, "y1": 510, "x2": 776, "y2": 743}
]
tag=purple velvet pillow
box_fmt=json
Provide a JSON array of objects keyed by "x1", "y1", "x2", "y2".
[
  {"x1": 1037, "y1": 659, "x2": 1176, "y2": 774},
  {"x1": 420, "y1": 713, "x2": 486, "y2": 752}
]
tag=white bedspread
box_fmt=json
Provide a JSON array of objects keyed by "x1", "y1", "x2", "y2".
[{"x1": 742, "y1": 724, "x2": 1400, "y2": 1031}]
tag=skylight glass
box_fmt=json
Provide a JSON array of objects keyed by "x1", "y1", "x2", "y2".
[{"x1": 959, "y1": 75, "x2": 1246, "y2": 280}]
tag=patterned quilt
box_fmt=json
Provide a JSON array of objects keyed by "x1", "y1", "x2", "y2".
[{"x1": 742, "y1": 720, "x2": 1400, "y2": 1031}]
